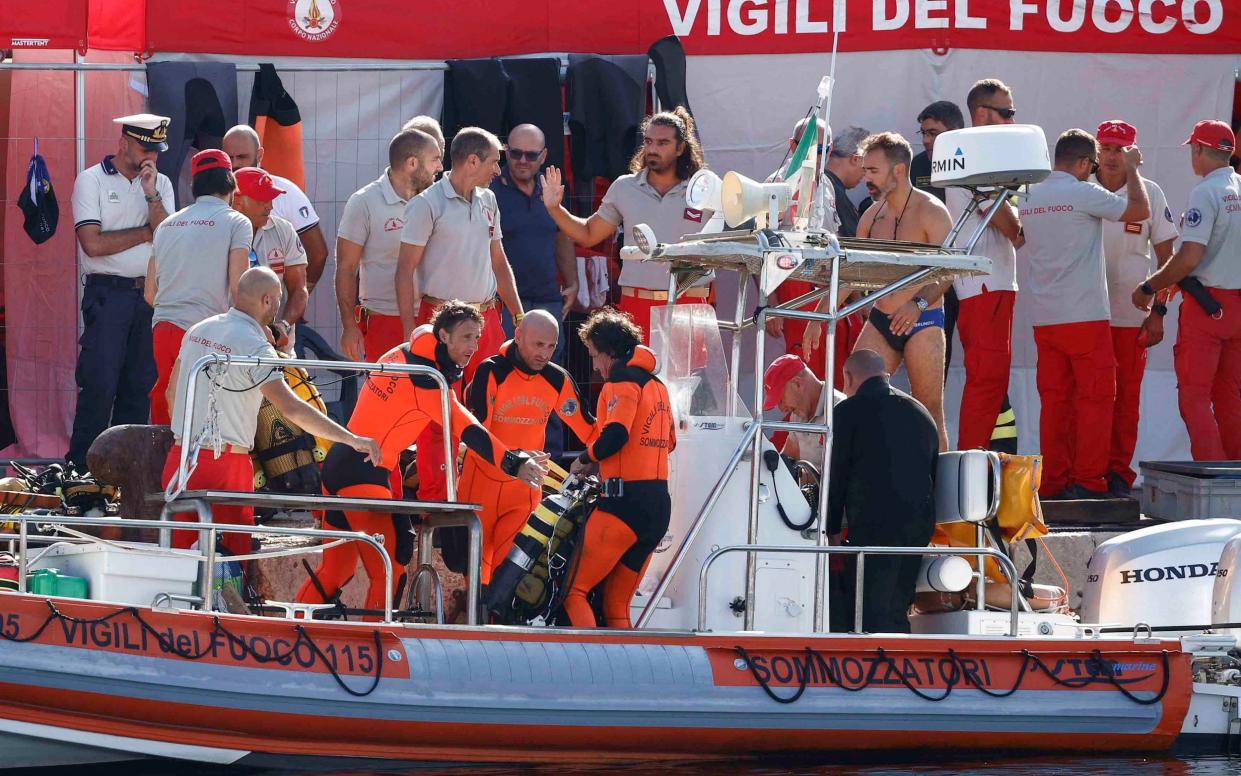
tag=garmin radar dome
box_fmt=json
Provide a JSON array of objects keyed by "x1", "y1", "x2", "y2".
[{"x1": 930, "y1": 125, "x2": 1051, "y2": 189}]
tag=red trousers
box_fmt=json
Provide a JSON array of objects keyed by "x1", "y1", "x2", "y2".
[
  {"x1": 359, "y1": 311, "x2": 406, "y2": 363},
  {"x1": 150, "y1": 322, "x2": 186, "y2": 426},
  {"x1": 617, "y1": 287, "x2": 713, "y2": 346},
  {"x1": 295, "y1": 482, "x2": 399, "y2": 619},
  {"x1": 459, "y1": 455, "x2": 540, "y2": 585},
  {"x1": 1175, "y1": 288, "x2": 1241, "y2": 460},
  {"x1": 1109, "y1": 327, "x2": 1147, "y2": 486},
  {"x1": 1033, "y1": 320, "x2": 1116, "y2": 496},
  {"x1": 774, "y1": 280, "x2": 860, "y2": 390},
  {"x1": 414, "y1": 305, "x2": 503, "y2": 500},
  {"x1": 956, "y1": 291, "x2": 1016, "y2": 451},
  {"x1": 161, "y1": 445, "x2": 254, "y2": 556}
]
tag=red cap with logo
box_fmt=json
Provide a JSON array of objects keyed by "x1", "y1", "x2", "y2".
[
  {"x1": 234, "y1": 167, "x2": 287, "y2": 202},
  {"x1": 1183, "y1": 120, "x2": 1236, "y2": 153},
  {"x1": 762, "y1": 354, "x2": 807, "y2": 411},
  {"x1": 1096, "y1": 120, "x2": 1136, "y2": 147},
  {"x1": 190, "y1": 149, "x2": 231, "y2": 176}
]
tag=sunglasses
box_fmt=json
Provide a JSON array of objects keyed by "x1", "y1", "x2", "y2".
[
  {"x1": 1085, "y1": 157, "x2": 1100, "y2": 175},
  {"x1": 506, "y1": 148, "x2": 543, "y2": 162},
  {"x1": 916, "y1": 128, "x2": 942, "y2": 138},
  {"x1": 982, "y1": 105, "x2": 1017, "y2": 120}
]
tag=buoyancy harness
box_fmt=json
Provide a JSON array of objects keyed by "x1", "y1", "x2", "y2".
[
  {"x1": 484, "y1": 473, "x2": 601, "y2": 625},
  {"x1": 252, "y1": 364, "x2": 332, "y2": 494}
]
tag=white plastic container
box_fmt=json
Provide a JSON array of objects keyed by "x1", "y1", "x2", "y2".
[
  {"x1": 1140, "y1": 461, "x2": 1241, "y2": 521},
  {"x1": 29, "y1": 542, "x2": 199, "y2": 608}
]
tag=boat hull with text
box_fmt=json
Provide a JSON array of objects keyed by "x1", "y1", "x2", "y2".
[{"x1": 0, "y1": 594, "x2": 1191, "y2": 768}]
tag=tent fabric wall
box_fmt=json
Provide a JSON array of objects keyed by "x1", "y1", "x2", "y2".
[{"x1": 689, "y1": 49, "x2": 1238, "y2": 465}]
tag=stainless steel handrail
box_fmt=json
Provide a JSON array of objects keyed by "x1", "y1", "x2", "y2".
[
  {"x1": 170, "y1": 354, "x2": 458, "y2": 503},
  {"x1": 7, "y1": 514, "x2": 396, "y2": 621},
  {"x1": 698, "y1": 543, "x2": 1024, "y2": 636}
]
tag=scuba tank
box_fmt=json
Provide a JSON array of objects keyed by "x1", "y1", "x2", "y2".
[
  {"x1": 251, "y1": 364, "x2": 331, "y2": 494},
  {"x1": 484, "y1": 475, "x2": 600, "y2": 624}
]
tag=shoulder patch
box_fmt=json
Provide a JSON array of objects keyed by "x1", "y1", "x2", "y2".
[
  {"x1": 561, "y1": 398, "x2": 578, "y2": 416},
  {"x1": 606, "y1": 396, "x2": 619, "y2": 413},
  {"x1": 1186, "y1": 208, "x2": 1202, "y2": 228},
  {"x1": 1164, "y1": 206, "x2": 1173, "y2": 223}
]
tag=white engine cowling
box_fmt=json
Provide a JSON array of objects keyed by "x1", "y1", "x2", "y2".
[
  {"x1": 1079, "y1": 518, "x2": 1241, "y2": 632},
  {"x1": 1211, "y1": 535, "x2": 1241, "y2": 634}
]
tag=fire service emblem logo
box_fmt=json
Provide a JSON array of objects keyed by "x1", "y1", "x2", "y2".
[{"x1": 289, "y1": 0, "x2": 340, "y2": 42}]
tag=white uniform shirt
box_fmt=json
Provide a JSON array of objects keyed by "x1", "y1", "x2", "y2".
[
  {"x1": 152, "y1": 196, "x2": 253, "y2": 330},
  {"x1": 598, "y1": 170, "x2": 713, "y2": 290},
  {"x1": 1094, "y1": 174, "x2": 1179, "y2": 327},
  {"x1": 337, "y1": 171, "x2": 408, "y2": 316},
  {"x1": 1182, "y1": 167, "x2": 1241, "y2": 290},
  {"x1": 1020, "y1": 171, "x2": 1128, "y2": 327},
  {"x1": 171, "y1": 308, "x2": 282, "y2": 452},
  {"x1": 251, "y1": 214, "x2": 307, "y2": 311},
  {"x1": 71, "y1": 155, "x2": 175, "y2": 278},
  {"x1": 401, "y1": 173, "x2": 502, "y2": 303},
  {"x1": 269, "y1": 175, "x2": 319, "y2": 233},
  {"x1": 947, "y1": 187, "x2": 1018, "y2": 300}
]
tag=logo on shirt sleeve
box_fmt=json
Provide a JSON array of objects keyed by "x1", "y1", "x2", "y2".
[
  {"x1": 1186, "y1": 208, "x2": 1202, "y2": 228},
  {"x1": 561, "y1": 398, "x2": 578, "y2": 417},
  {"x1": 1164, "y1": 206, "x2": 1174, "y2": 223},
  {"x1": 299, "y1": 206, "x2": 311, "y2": 219}
]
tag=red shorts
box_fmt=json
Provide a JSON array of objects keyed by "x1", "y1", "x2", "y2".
[{"x1": 359, "y1": 309, "x2": 405, "y2": 363}]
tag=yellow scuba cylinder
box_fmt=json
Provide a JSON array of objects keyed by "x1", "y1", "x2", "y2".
[{"x1": 251, "y1": 364, "x2": 331, "y2": 494}]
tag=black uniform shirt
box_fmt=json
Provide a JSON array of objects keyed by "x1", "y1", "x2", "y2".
[
  {"x1": 911, "y1": 151, "x2": 946, "y2": 203},
  {"x1": 827, "y1": 170, "x2": 860, "y2": 238},
  {"x1": 827, "y1": 376, "x2": 939, "y2": 546}
]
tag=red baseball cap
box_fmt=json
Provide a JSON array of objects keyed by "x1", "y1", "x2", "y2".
[
  {"x1": 1183, "y1": 120, "x2": 1236, "y2": 153},
  {"x1": 190, "y1": 149, "x2": 231, "y2": 176},
  {"x1": 234, "y1": 167, "x2": 286, "y2": 202},
  {"x1": 762, "y1": 354, "x2": 806, "y2": 411},
  {"x1": 1096, "y1": 120, "x2": 1136, "y2": 147}
]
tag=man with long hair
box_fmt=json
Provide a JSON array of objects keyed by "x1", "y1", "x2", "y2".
[{"x1": 539, "y1": 107, "x2": 711, "y2": 339}]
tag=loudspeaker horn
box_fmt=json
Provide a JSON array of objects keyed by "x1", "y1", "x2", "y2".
[{"x1": 720, "y1": 171, "x2": 792, "y2": 228}]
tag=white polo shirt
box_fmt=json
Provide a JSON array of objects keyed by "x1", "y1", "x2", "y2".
[
  {"x1": 270, "y1": 175, "x2": 319, "y2": 233},
  {"x1": 338, "y1": 170, "x2": 407, "y2": 316},
  {"x1": 252, "y1": 214, "x2": 307, "y2": 310},
  {"x1": 1093, "y1": 174, "x2": 1179, "y2": 327},
  {"x1": 71, "y1": 155, "x2": 175, "y2": 278},
  {"x1": 401, "y1": 173, "x2": 502, "y2": 304},
  {"x1": 152, "y1": 196, "x2": 253, "y2": 330},
  {"x1": 946, "y1": 187, "x2": 1018, "y2": 300},
  {"x1": 1182, "y1": 167, "x2": 1241, "y2": 290},
  {"x1": 171, "y1": 308, "x2": 282, "y2": 452},
  {"x1": 1020, "y1": 171, "x2": 1128, "y2": 327},
  {"x1": 597, "y1": 169, "x2": 712, "y2": 290}
]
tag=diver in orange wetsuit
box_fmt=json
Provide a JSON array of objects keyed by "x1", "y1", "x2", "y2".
[
  {"x1": 295, "y1": 301, "x2": 548, "y2": 615},
  {"x1": 565, "y1": 308, "x2": 675, "y2": 629},
  {"x1": 463, "y1": 310, "x2": 595, "y2": 585}
]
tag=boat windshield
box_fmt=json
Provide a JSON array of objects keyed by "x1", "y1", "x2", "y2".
[{"x1": 649, "y1": 302, "x2": 748, "y2": 421}]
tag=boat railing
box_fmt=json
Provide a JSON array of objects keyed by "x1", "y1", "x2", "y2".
[
  {"x1": 167, "y1": 353, "x2": 459, "y2": 502},
  {"x1": 698, "y1": 543, "x2": 1023, "y2": 637},
  {"x1": 1, "y1": 511, "x2": 482, "y2": 624}
]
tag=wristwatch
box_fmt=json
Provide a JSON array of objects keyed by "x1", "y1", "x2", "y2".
[
  {"x1": 913, "y1": 296, "x2": 929, "y2": 312},
  {"x1": 1140, "y1": 281, "x2": 1155, "y2": 296},
  {"x1": 144, "y1": 191, "x2": 161, "y2": 203},
  {"x1": 1152, "y1": 303, "x2": 1169, "y2": 316}
]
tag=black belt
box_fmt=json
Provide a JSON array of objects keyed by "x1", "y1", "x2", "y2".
[{"x1": 85, "y1": 274, "x2": 144, "y2": 290}]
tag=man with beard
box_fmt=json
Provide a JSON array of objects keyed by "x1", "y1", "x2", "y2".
[
  {"x1": 820, "y1": 132, "x2": 954, "y2": 449},
  {"x1": 539, "y1": 107, "x2": 712, "y2": 339},
  {"x1": 337, "y1": 129, "x2": 443, "y2": 361}
]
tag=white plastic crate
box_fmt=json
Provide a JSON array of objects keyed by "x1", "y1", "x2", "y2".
[
  {"x1": 1140, "y1": 461, "x2": 1241, "y2": 521},
  {"x1": 29, "y1": 542, "x2": 199, "y2": 608}
]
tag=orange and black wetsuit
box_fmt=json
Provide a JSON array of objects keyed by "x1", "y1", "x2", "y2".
[
  {"x1": 463, "y1": 340, "x2": 595, "y2": 584},
  {"x1": 296, "y1": 329, "x2": 525, "y2": 615},
  {"x1": 564, "y1": 345, "x2": 675, "y2": 628}
]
